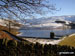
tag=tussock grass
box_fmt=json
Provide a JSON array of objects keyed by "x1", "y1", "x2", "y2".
[{"x1": 58, "y1": 34, "x2": 75, "y2": 47}]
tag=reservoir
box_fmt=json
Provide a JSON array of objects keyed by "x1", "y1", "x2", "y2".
[{"x1": 18, "y1": 29, "x2": 75, "y2": 38}]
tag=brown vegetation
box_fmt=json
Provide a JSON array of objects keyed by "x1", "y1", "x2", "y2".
[
  {"x1": 58, "y1": 34, "x2": 75, "y2": 47},
  {"x1": 0, "y1": 25, "x2": 19, "y2": 40}
]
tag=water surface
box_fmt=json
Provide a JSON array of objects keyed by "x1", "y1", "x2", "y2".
[{"x1": 18, "y1": 29, "x2": 75, "y2": 38}]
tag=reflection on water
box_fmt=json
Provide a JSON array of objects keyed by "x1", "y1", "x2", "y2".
[{"x1": 18, "y1": 29, "x2": 75, "y2": 38}]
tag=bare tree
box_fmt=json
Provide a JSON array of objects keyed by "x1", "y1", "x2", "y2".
[
  {"x1": 0, "y1": 0, "x2": 57, "y2": 32},
  {"x1": 0, "y1": 0, "x2": 56, "y2": 20}
]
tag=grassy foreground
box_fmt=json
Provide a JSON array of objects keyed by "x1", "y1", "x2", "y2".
[
  {"x1": 58, "y1": 34, "x2": 75, "y2": 47},
  {"x1": 0, "y1": 38, "x2": 75, "y2": 56}
]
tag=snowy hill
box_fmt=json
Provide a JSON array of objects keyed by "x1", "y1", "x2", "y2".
[
  {"x1": 0, "y1": 19, "x2": 22, "y2": 29},
  {"x1": 23, "y1": 15, "x2": 75, "y2": 28},
  {"x1": 0, "y1": 19, "x2": 7, "y2": 26},
  {"x1": 26, "y1": 15, "x2": 75, "y2": 24}
]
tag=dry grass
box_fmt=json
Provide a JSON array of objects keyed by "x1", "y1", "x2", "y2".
[
  {"x1": 0, "y1": 25, "x2": 19, "y2": 40},
  {"x1": 0, "y1": 25, "x2": 19, "y2": 34},
  {"x1": 58, "y1": 34, "x2": 75, "y2": 47}
]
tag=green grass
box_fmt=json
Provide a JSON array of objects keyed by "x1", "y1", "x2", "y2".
[{"x1": 58, "y1": 34, "x2": 75, "y2": 47}]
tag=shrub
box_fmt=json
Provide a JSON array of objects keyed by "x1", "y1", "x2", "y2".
[{"x1": 50, "y1": 32, "x2": 55, "y2": 39}]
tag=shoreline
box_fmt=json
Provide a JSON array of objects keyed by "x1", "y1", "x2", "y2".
[
  {"x1": 18, "y1": 36, "x2": 60, "y2": 40},
  {"x1": 20, "y1": 33, "x2": 75, "y2": 45},
  {"x1": 22, "y1": 37, "x2": 62, "y2": 45}
]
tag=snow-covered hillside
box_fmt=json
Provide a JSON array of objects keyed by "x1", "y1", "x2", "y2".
[
  {"x1": 0, "y1": 19, "x2": 22, "y2": 29},
  {"x1": 0, "y1": 19, "x2": 7, "y2": 26},
  {"x1": 1, "y1": 15, "x2": 74, "y2": 28},
  {"x1": 31, "y1": 23, "x2": 63, "y2": 28},
  {"x1": 23, "y1": 15, "x2": 75, "y2": 28},
  {"x1": 26, "y1": 15, "x2": 75, "y2": 24}
]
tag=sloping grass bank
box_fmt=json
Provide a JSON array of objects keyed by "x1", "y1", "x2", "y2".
[
  {"x1": 0, "y1": 25, "x2": 20, "y2": 40},
  {"x1": 58, "y1": 34, "x2": 75, "y2": 47}
]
